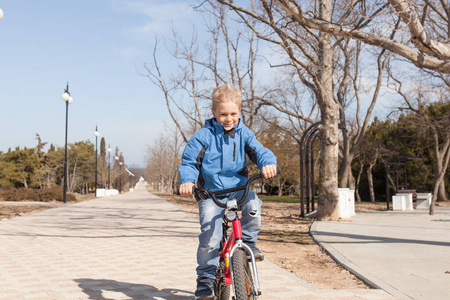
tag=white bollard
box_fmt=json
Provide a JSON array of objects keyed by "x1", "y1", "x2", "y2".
[
  {"x1": 416, "y1": 193, "x2": 432, "y2": 209},
  {"x1": 96, "y1": 189, "x2": 107, "y2": 197},
  {"x1": 338, "y1": 188, "x2": 355, "y2": 218},
  {"x1": 392, "y1": 195, "x2": 406, "y2": 211},
  {"x1": 402, "y1": 193, "x2": 414, "y2": 211}
]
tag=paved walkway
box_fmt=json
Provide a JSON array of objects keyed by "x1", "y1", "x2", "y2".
[
  {"x1": 0, "y1": 181, "x2": 394, "y2": 299},
  {"x1": 312, "y1": 207, "x2": 450, "y2": 300}
]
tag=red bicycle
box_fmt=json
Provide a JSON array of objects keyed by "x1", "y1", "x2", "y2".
[{"x1": 193, "y1": 171, "x2": 277, "y2": 300}]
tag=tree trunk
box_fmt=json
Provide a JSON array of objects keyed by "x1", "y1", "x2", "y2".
[
  {"x1": 278, "y1": 178, "x2": 283, "y2": 196},
  {"x1": 339, "y1": 154, "x2": 357, "y2": 190},
  {"x1": 348, "y1": 169, "x2": 356, "y2": 190},
  {"x1": 430, "y1": 136, "x2": 450, "y2": 215},
  {"x1": 367, "y1": 164, "x2": 376, "y2": 203},
  {"x1": 338, "y1": 119, "x2": 356, "y2": 189},
  {"x1": 355, "y1": 163, "x2": 364, "y2": 203},
  {"x1": 438, "y1": 181, "x2": 447, "y2": 202},
  {"x1": 339, "y1": 156, "x2": 350, "y2": 188},
  {"x1": 70, "y1": 160, "x2": 77, "y2": 193},
  {"x1": 430, "y1": 125, "x2": 450, "y2": 211},
  {"x1": 316, "y1": 0, "x2": 339, "y2": 221}
]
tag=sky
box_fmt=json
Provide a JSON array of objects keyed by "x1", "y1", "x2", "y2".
[
  {"x1": 0, "y1": 1, "x2": 405, "y2": 170},
  {"x1": 0, "y1": 0, "x2": 202, "y2": 168}
]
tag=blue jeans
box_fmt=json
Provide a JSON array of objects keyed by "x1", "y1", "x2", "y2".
[{"x1": 196, "y1": 189, "x2": 262, "y2": 283}]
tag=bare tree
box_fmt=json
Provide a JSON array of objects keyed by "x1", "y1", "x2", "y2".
[
  {"x1": 145, "y1": 126, "x2": 183, "y2": 194},
  {"x1": 144, "y1": 3, "x2": 266, "y2": 145},
  {"x1": 389, "y1": 75, "x2": 450, "y2": 214},
  {"x1": 338, "y1": 40, "x2": 396, "y2": 189}
]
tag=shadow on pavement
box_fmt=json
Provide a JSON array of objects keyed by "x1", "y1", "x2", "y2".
[
  {"x1": 74, "y1": 278, "x2": 194, "y2": 300},
  {"x1": 317, "y1": 231, "x2": 450, "y2": 247}
]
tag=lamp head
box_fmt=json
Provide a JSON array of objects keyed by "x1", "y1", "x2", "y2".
[
  {"x1": 94, "y1": 126, "x2": 100, "y2": 137},
  {"x1": 61, "y1": 92, "x2": 70, "y2": 102}
]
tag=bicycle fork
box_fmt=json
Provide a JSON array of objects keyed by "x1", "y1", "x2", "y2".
[{"x1": 226, "y1": 219, "x2": 261, "y2": 297}]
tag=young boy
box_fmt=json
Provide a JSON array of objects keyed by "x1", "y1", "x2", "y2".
[{"x1": 178, "y1": 84, "x2": 277, "y2": 299}]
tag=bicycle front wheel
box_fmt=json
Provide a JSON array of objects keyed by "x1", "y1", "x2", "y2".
[{"x1": 231, "y1": 249, "x2": 256, "y2": 300}]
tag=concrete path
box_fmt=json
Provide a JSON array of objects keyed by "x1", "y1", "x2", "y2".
[
  {"x1": 311, "y1": 208, "x2": 450, "y2": 300},
  {"x1": 0, "y1": 181, "x2": 393, "y2": 299}
]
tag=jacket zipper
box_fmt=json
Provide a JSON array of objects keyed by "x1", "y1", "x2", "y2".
[{"x1": 233, "y1": 142, "x2": 236, "y2": 161}]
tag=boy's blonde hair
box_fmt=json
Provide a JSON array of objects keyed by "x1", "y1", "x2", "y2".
[{"x1": 212, "y1": 84, "x2": 242, "y2": 110}]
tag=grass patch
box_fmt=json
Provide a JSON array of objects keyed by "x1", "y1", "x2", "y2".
[{"x1": 259, "y1": 195, "x2": 300, "y2": 203}]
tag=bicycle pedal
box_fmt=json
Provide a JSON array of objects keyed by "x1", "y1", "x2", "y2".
[{"x1": 248, "y1": 255, "x2": 264, "y2": 262}]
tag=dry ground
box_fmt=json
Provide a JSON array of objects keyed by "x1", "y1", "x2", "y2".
[
  {"x1": 0, "y1": 205, "x2": 52, "y2": 220},
  {"x1": 0, "y1": 194, "x2": 94, "y2": 220}
]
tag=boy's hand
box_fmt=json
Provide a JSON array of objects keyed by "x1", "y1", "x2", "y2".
[
  {"x1": 262, "y1": 164, "x2": 277, "y2": 179},
  {"x1": 179, "y1": 182, "x2": 194, "y2": 196}
]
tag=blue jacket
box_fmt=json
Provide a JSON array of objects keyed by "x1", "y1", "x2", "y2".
[{"x1": 178, "y1": 118, "x2": 277, "y2": 192}]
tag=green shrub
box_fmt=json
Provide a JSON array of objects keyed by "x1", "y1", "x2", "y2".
[{"x1": 0, "y1": 186, "x2": 76, "y2": 202}]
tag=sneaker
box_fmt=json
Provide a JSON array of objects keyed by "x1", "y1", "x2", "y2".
[
  {"x1": 246, "y1": 246, "x2": 264, "y2": 261},
  {"x1": 251, "y1": 247, "x2": 264, "y2": 261},
  {"x1": 195, "y1": 281, "x2": 214, "y2": 300}
]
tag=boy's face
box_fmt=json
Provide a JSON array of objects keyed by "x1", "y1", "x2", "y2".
[{"x1": 212, "y1": 101, "x2": 240, "y2": 131}]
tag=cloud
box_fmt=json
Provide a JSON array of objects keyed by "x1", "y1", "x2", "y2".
[{"x1": 110, "y1": 0, "x2": 197, "y2": 36}]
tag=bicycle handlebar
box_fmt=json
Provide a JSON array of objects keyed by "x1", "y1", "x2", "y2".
[{"x1": 193, "y1": 167, "x2": 280, "y2": 209}]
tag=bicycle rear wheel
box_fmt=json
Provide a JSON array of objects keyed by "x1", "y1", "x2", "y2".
[
  {"x1": 215, "y1": 259, "x2": 231, "y2": 300},
  {"x1": 231, "y1": 249, "x2": 256, "y2": 300}
]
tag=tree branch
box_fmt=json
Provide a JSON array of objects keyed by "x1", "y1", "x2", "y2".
[{"x1": 274, "y1": 0, "x2": 450, "y2": 73}]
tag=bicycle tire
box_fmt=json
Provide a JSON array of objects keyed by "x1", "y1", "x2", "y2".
[
  {"x1": 231, "y1": 249, "x2": 256, "y2": 300},
  {"x1": 215, "y1": 259, "x2": 231, "y2": 300}
]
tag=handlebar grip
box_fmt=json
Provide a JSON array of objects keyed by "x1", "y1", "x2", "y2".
[
  {"x1": 177, "y1": 187, "x2": 195, "y2": 197},
  {"x1": 276, "y1": 166, "x2": 281, "y2": 175}
]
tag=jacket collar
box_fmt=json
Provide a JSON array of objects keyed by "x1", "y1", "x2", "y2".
[
  {"x1": 224, "y1": 128, "x2": 235, "y2": 138},
  {"x1": 206, "y1": 118, "x2": 241, "y2": 138}
]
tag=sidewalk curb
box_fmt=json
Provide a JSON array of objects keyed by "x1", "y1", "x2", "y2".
[{"x1": 311, "y1": 221, "x2": 412, "y2": 300}]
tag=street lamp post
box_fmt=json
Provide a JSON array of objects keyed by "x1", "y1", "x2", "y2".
[
  {"x1": 115, "y1": 156, "x2": 119, "y2": 190},
  {"x1": 61, "y1": 82, "x2": 73, "y2": 204},
  {"x1": 119, "y1": 161, "x2": 123, "y2": 193},
  {"x1": 94, "y1": 126, "x2": 100, "y2": 197},
  {"x1": 107, "y1": 145, "x2": 111, "y2": 189}
]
